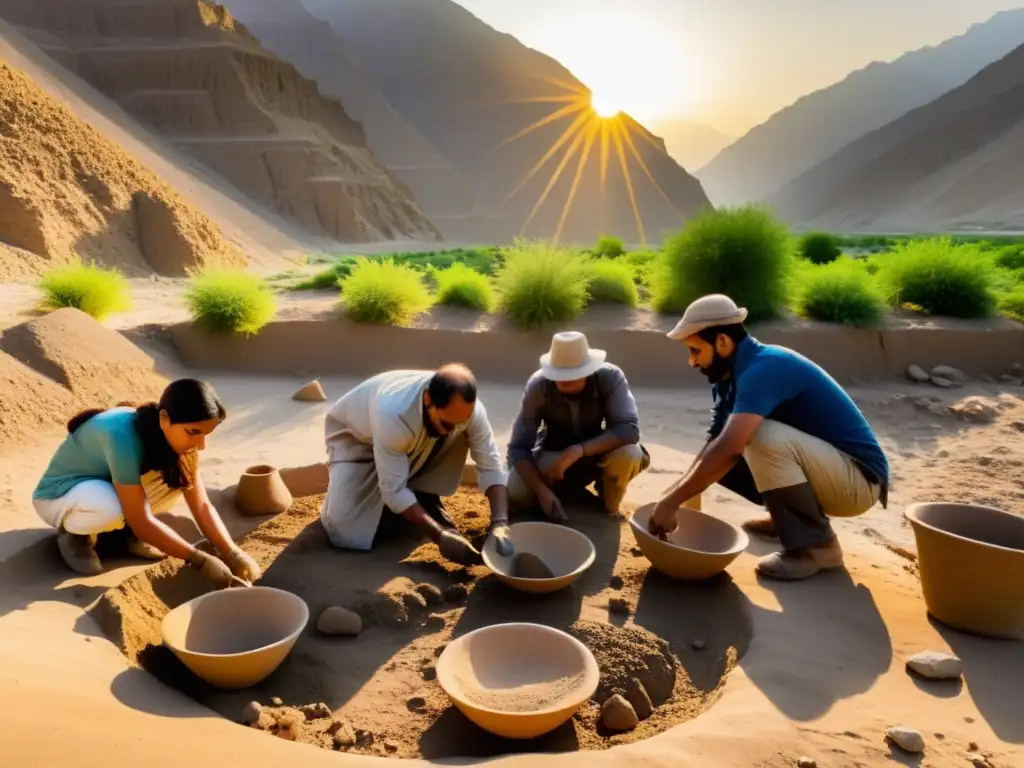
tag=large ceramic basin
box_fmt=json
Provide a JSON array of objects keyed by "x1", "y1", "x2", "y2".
[
  {"x1": 482, "y1": 521, "x2": 595, "y2": 594},
  {"x1": 161, "y1": 586, "x2": 309, "y2": 689},
  {"x1": 630, "y1": 503, "x2": 749, "y2": 580},
  {"x1": 435, "y1": 622, "x2": 600, "y2": 739}
]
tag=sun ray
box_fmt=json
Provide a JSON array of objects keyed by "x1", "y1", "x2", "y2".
[
  {"x1": 520, "y1": 120, "x2": 592, "y2": 235},
  {"x1": 619, "y1": 122, "x2": 682, "y2": 216},
  {"x1": 520, "y1": 70, "x2": 590, "y2": 97},
  {"x1": 482, "y1": 94, "x2": 582, "y2": 107},
  {"x1": 554, "y1": 121, "x2": 600, "y2": 242},
  {"x1": 502, "y1": 107, "x2": 592, "y2": 203},
  {"x1": 599, "y1": 120, "x2": 610, "y2": 187},
  {"x1": 610, "y1": 121, "x2": 646, "y2": 245},
  {"x1": 495, "y1": 98, "x2": 587, "y2": 149}
]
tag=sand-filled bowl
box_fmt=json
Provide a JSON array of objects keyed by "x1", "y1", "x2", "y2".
[
  {"x1": 161, "y1": 586, "x2": 309, "y2": 689},
  {"x1": 482, "y1": 521, "x2": 596, "y2": 594},
  {"x1": 630, "y1": 503, "x2": 749, "y2": 580},
  {"x1": 436, "y1": 622, "x2": 600, "y2": 739},
  {"x1": 906, "y1": 502, "x2": 1024, "y2": 640}
]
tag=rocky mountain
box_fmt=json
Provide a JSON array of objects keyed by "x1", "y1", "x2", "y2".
[
  {"x1": 225, "y1": 0, "x2": 509, "y2": 242},
  {"x1": 768, "y1": 42, "x2": 1024, "y2": 232},
  {"x1": 698, "y1": 8, "x2": 1024, "y2": 206},
  {"x1": 0, "y1": 0, "x2": 440, "y2": 244},
  {"x1": 647, "y1": 118, "x2": 734, "y2": 174},
  {"x1": 302, "y1": 0, "x2": 711, "y2": 245}
]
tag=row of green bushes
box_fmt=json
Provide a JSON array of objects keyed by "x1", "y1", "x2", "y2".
[{"x1": 36, "y1": 206, "x2": 1024, "y2": 334}]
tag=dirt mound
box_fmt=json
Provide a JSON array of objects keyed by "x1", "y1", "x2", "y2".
[
  {"x1": 0, "y1": 58, "x2": 244, "y2": 279},
  {"x1": 0, "y1": 348, "x2": 76, "y2": 451},
  {"x1": 0, "y1": 308, "x2": 165, "y2": 406},
  {"x1": 4, "y1": 0, "x2": 441, "y2": 245},
  {"x1": 93, "y1": 487, "x2": 750, "y2": 759}
]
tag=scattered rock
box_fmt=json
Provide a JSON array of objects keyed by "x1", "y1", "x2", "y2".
[
  {"x1": 609, "y1": 575, "x2": 624, "y2": 590},
  {"x1": 1011, "y1": 420, "x2": 1024, "y2": 433},
  {"x1": 931, "y1": 365, "x2": 967, "y2": 384},
  {"x1": 623, "y1": 678, "x2": 653, "y2": 720},
  {"x1": 931, "y1": 376, "x2": 957, "y2": 389},
  {"x1": 444, "y1": 583, "x2": 469, "y2": 603},
  {"x1": 907, "y1": 365, "x2": 930, "y2": 383},
  {"x1": 797, "y1": 758, "x2": 817, "y2": 768},
  {"x1": 886, "y1": 726, "x2": 925, "y2": 753},
  {"x1": 947, "y1": 397, "x2": 999, "y2": 424},
  {"x1": 691, "y1": 638, "x2": 706, "y2": 651},
  {"x1": 328, "y1": 718, "x2": 356, "y2": 747},
  {"x1": 355, "y1": 729, "x2": 374, "y2": 748},
  {"x1": 421, "y1": 665, "x2": 437, "y2": 681},
  {"x1": 906, "y1": 650, "x2": 963, "y2": 680},
  {"x1": 969, "y1": 742, "x2": 980, "y2": 752},
  {"x1": 317, "y1": 606, "x2": 362, "y2": 636},
  {"x1": 293, "y1": 379, "x2": 327, "y2": 402},
  {"x1": 423, "y1": 613, "x2": 446, "y2": 631},
  {"x1": 300, "y1": 702, "x2": 332, "y2": 721},
  {"x1": 270, "y1": 696, "x2": 283, "y2": 706},
  {"x1": 241, "y1": 701, "x2": 263, "y2": 725},
  {"x1": 406, "y1": 696, "x2": 426, "y2": 712},
  {"x1": 414, "y1": 583, "x2": 444, "y2": 605},
  {"x1": 630, "y1": 547, "x2": 643, "y2": 557},
  {"x1": 601, "y1": 694, "x2": 639, "y2": 732},
  {"x1": 609, "y1": 597, "x2": 630, "y2": 616},
  {"x1": 965, "y1": 717, "x2": 976, "y2": 723},
  {"x1": 969, "y1": 756, "x2": 992, "y2": 768},
  {"x1": 384, "y1": 741, "x2": 399, "y2": 753}
]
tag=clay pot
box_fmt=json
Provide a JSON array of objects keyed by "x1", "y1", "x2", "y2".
[
  {"x1": 235, "y1": 464, "x2": 293, "y2": 517},
  {"x1": 161, "y1": 586, "x2": 309, "y2": 689},
  {"x1": 435, "y1": 622, "x2": 599, "y2": 739},
  {"x1": 905, "y1": 502, "x2": 1024, "y2": 640},
  {"x1": 482, "y1": 522, "x2": 595, "y2": 595},
  {"x1": 629, "y1": 501, "x2": 749, "y2": 580}
]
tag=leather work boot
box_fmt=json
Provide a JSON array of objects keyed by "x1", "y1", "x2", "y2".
[
  {"x1": 57, "y1": 527, "x2": 104, "y2": 576},
  {"x1": 741, "y1": 516, "x2": 778, "y2": 540},
  {"x1": 755, "y1": 538, "x2": 845, "y2": 581}
]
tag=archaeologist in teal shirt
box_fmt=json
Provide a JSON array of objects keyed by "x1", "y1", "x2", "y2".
[
  {"x1": 32, "y1": 378, "x2": 258, "y2": 588},
  {"x1": 650, "y1": 294, "x2": 890, "y2": 581}
]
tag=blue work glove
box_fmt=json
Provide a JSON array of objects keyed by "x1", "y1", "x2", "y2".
[{"x1": 489, "y1": 521, "x2": 515, "y2": 557}]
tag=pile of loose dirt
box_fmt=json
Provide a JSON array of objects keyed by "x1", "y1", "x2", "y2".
[
  {"x1": 94, "y1": 487, "x2": 751, "y2": 759},
  {"x1": 0, "y1": 58, "x2": 244, "y2": 279},
  {"x1": 0, "y1": 348, "x2": 76, "y2": 451},
  {"x1": 0, "y1": 308, "x2": 165, "y2": 406}
]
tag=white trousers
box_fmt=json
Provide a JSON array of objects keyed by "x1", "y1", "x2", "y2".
[{"x1": 33, "y1": 480, "x2": 129, "y2": 536}]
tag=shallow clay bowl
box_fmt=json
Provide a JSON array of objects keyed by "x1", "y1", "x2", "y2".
[
  {"x1": 629, "y1": 503, "x2": 749, "y2": 580},
  {"x1": 482, "y1": 521, "x2": 596, "y2": 594},
  {"x1": 436, "y1": 622, "x2": 599, "y2": 739},
  {"x1": 906, "y1": 502, "x2": 1024, "y2": 640},
  {"x1": 161, "y1": 586, "x2": 309, "y2": 689}
]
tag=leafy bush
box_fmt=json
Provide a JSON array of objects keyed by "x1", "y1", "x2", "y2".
[
  {"x1": 185, "y1": 269, "x2": 276, "y2": 335},
  {"x1": 433, "y1": 263, "x2": 494, "y2": 311},
  {"x1": 795, "y1": 258, "x2": 885, "y2": 327},
  {"x1": 340, "y1": 258, "x2": 433, "y2": 325},
  {"x1": 593, "y1": 234, "x2": 626, "y2": 259},
  {"x1": 994, "y1": 245, "x2": 1024, "y2": 271},
  {"x1": 495, "y1": 240, "x2": 592, "y2": 329},
  {"x1": 650, "y1": 204, "x2": 793, "y2": 320},
  {"x1": 879, "y1": 238, "x2": 996, "y2": 318},
  {"x1": 292, "y1": 256, "x2": 362, "y2": 290},
  {"x1": 798, "y1": 232, "x2": 842, "y2": 265},
  {"x1": 623, "y1": 250, "x2": 659, "y2": 286},
  {"x1": 999, "y1": 287, "x2": 1024, "y2": 322},
  {"x1": 587, "y1": 260, "x2": 639, "y2": 307},
  {"x1": 37, "y1": 263, "x2": 131, "y2": 320}
]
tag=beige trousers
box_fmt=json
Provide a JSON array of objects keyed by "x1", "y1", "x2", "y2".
[{"x1": 508, "y1": 444, "x2": 649, "y2": 513}]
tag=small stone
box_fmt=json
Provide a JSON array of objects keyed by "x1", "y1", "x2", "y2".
[
  {"x1": 691, "y1": 638, "x2": 706, "y2": 651},
  {"x1": 965, "y1": 717, "x2": 976, "y2": 723},
  {"x1": 355, "y1": 729, "x2": 374, "y2": 748},
  {"x1": 931, "y1": 376, "x2": 957, "y2": 389},
  {"x1": 444, "y1": 584, "x2": 468, "y2": 603},
  {"x1": 624, "y1": 678, "x2": 653, "y2": 720},
  {"x1": 630, "y1": 547, "x2": 643, "y2": 556},
  {"x1": 422, "y1": 665, "x2": 437, "y2": 681},
  {"x1": 947, "y1": 397, "x2": 999, "y2": 424},
  {"x1": 414, "y1": 583, "x2": 444, "y2": 605},
  {"x1": 601, "y1": 694, "x2": 639, "y2": 732},
  {"x1": 934, "y1": 732, "x2": 945, "y2": 740},
  {"x1": 969, "y1": 757, "x2": 992, "y2": 768},
  {"x1": 968, "y1": 742, "x2": 980, "y2": 752},
  {"x1": 241, "y1": 701, "x2": 263, "y2": 725},
  {"x1": 384, "y1": 741, "x2": 399, "y2": 753},
  {"x1": 317, "y1": 606, "x2": 362, "y2": 636},
  {"x1": 328, "y1": 718, "x2": 356, "y2": 747},
  {"x1": 907, "y1": 365, "x2": 930, "y2": 383},
  {"x1": 407, "y1": 696, "x2": 426, "y2": 712},
  {"x1": 931, "y1": 364, "x2": 967, "y2": 383},
  {"x1": 906, "y1": 650, "x2": 963, "y2": 680},
  {"x1": 609, "y1": 597, "x2": 630, "y2": 616},
  {"x1": 270, "y1": 696, "x2": 283, "y2": 706},
  {"x1": 300, "y1": 702, "x2": 332, "y2": 720},
  {"x1": 797, "y1": 759, "x2": 817, "y2": 768},
  {"x1": 886, "y1": 726, "x2": 925, "y2": 753},
  {"x1": 433, "y1": 644, "x2": 447, "y2": 658},
  {"x1": 293, "y1": 380, "x2": 327, "y2": 402},
  {"x1": 609, "y1": 575, "x2": 624, "y2": 590}
]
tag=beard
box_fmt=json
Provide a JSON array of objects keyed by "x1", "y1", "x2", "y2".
[{"x1": 698, "y1": 351, "x2": 734, "y2": 384}]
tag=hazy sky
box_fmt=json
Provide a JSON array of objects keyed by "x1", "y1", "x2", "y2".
[{"x1": 455, "y1": 0, "x2": 1024, "y2": 136}]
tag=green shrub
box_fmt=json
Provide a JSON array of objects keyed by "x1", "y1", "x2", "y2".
[
  {"x1": 994, "y1": 245, "x2": 1024, "y2": 271},
  {"x1": 999, "y1": 287, "x2": 1024, "y2": 322},
  {"x1": 623, "y1": 250, "x2": 659, "y2": 286},
  {"x1": 495, "y1": 240, "x2": 592, "y2": 329},
  {"x1": 650, "y1": 204, "x2": 793, "y2": 320},
  {"x1": 434, "y1": 263, "x2": 494, "y2": 311},
  {"x1": 593, "y1": 234, "x2": 626, "y2": 259},
  {"x1": 185, "y1": 269, "x2": 276, "y2": 335},
  {"x1": 798, "y1": 232, "x2": 842, "y2": 265},
  {"x1": 292, "y1": 256, "x2": 361, "y2": 290},
  {"x1": 587, "y1": 260, "x2": 638, "y2": 307},
  {"x1": 795, "y1": 258, "x2": 886, "y2": 327},
  {"x1": 340, "y1": 258, "x2": 433, "y2": 325},
  {"x1": 879, "y1": 237, "x2": 996, "y2": 318},
  {"x1": 37, "y1": 263, "x2": 131, "y2": 320}
]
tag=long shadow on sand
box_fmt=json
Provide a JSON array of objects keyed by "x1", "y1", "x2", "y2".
[
  {"x1": 740, "y1": 570, "x2": 892, "y2": 722},
  {"x1": 933, "y1": 619, "x2": 1024, "y2": 744}
]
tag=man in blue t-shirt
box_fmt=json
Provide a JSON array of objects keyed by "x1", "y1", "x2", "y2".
[{"x1": 650, "y1": 294, "x2": 890, "y2": 581}]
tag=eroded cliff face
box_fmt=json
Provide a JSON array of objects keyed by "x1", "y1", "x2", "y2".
[{"x1": 0, "y1": 0, "x2": 441, "y2": 244}]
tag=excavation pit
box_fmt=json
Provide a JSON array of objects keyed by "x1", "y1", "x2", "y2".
[{"x1": 94, "y1": 488, "x2": 753, "y2": 759}]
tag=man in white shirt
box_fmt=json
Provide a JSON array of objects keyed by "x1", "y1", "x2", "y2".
[{"x1": 320, "y1": 364, "x2": 513, "y2": 565}]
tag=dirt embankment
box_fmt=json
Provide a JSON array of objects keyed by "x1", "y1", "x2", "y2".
[
  {"x1": 0, "y1": 57, "x2": 244, "y2": 280},
  {"x1": 0, "y1": 0, "x2": 442, "y2": 245}
]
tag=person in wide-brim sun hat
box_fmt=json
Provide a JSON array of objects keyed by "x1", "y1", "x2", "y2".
[
  {"x1": 505, "y1": 331, "x2": 650, "y2": 522},
  {"x1": 650, "y1": 294, "x2": 891, "y2": 582}
]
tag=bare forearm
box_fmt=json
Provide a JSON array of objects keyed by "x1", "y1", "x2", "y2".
[
  {"x1": 400, "y1": 503, "x2": 444, "y2": 542},
  {"x1": 192, "y1": 502, "x2": 235, "y2": 554},
  {"x1": 514, "y1": 458, "x2": 549, "y2": 498},
  {"x1": 581, "y1": 430, "x2": 628, "y2": 458},
  {"x1": 485, "y1": 484, "x2": 509, "y2": 525},
  {"x1": 662, "y1": 438, "x2": 741, "y2": 509},
  {"x1": 130, "y1": 515, "x2": 197, "y2": 561}
]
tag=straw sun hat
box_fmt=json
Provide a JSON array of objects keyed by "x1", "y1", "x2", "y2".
[
  {"x1": 666, "y1": 294, "x2": 748, "y2": 341},
  {"x1": 539, "y1": 332, "x2": 607, "y2": 381}
]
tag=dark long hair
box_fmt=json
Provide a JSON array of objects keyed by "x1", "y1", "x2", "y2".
[{"x1": 66, "y1": 378, "x2": 226, "y2": 489}]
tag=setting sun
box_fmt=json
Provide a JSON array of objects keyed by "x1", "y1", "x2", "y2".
[{"x1": 590, "y1": 90, "x2": 621, "y2": 118}]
